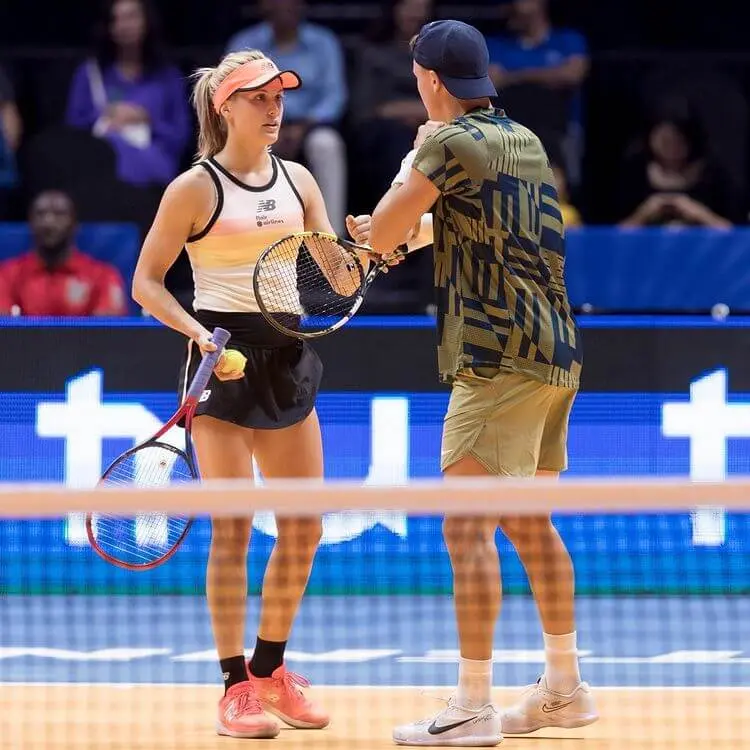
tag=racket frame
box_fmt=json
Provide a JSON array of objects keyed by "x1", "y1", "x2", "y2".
[
  {"x1": 85, "y1": 327, "x2": 231, "y2": 570},
  {"x1": 253, "y1": 231, "x2": 404, "y2": 339}
]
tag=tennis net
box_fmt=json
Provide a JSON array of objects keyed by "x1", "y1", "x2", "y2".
[{"x1": 0, "y1": 476, "x2": 749, "y2": 750}]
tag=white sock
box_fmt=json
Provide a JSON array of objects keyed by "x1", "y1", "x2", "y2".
[
  {"x1": 456, "y1": 657, "x2": 492, "y2": 710},
  {"x1": 543, "y1": 632, "x2": 581, "y2": 694}
]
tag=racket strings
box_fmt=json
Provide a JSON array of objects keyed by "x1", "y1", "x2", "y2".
[
  {"x1": 93, "y1": 444, "x2": 194, "y2": 565},
  {"x1": 255, "y1": 236, "x2": 364, "y2": 332}
]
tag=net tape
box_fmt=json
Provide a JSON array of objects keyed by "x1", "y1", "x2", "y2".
[{"x1": 0, "y1": 476, "x2": 748, "y2": 516}]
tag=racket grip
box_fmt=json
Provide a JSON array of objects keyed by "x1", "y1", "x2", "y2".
[{"x1": 185, "y1": 327, "x2": 231, "y2": 402}]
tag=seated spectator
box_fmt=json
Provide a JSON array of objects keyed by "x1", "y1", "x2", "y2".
[
  {"x1": 65, "y1": 0, "x2": 190, "y2": 187},
  {"x1": 487, "y1": 0, "x2": 588, "y2": 176},
  {"x1": 0, "y1": 65, "x2": 22, "y2": 219},
  {"x1": 226, "y1": 0, "x2": 348, "y2": 233},
  {"x1": 0, "y1": 190, "x2": 127, "y2": 316},
  {"x1": 351, "y1": 0, "x2": 433, "y2": 207},
  {"x1": 618, "y1": 106, "x2": 738, "y2": 229}
]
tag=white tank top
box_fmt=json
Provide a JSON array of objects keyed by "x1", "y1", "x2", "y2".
[{"x1": 185, "y1": 155, "x2": 305, "y2": 313}]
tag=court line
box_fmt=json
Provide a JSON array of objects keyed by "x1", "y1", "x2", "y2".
[{"x1": 4, "y1": 683, "x2": 749, "y2": 692}]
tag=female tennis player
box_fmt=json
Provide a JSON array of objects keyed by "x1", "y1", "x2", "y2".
[{"x1": 132, "y1": 50, "x2": 331, "y2": 739}]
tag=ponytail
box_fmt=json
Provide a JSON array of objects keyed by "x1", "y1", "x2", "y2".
[{"x1": 192, "y1": 67, "x2": 225, "y2": 160}]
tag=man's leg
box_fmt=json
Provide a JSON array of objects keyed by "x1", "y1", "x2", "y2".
[
  {"x1": 498, "y1": 389, "x2": 598, "y2": 734},
  {"x1": 442, "y1": 455, "x2": 501, "y2": 710},
  {"x1": 394, "y1": 372, "x2": 524, "y2": 748},
  {"x1": 498, "y1": 476, "x2": 579, "y2": 694},
  {"x1": 394, "y1": 454, "x2": 503, "y2": 747}
]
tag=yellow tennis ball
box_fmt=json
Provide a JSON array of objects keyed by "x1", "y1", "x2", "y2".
[{"x1": 217, "y1": 349, "x2": 247, "y2": 376}]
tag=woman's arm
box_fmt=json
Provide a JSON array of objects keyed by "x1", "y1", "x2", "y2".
[
  {"x1": 285, "y1": 161, "x2": 360, "y2": 295},
  {"x1": 65, "y1": 64, "x2": 100, "y2": 130},
  {"x1": 132, "y1": 168, "x2": 214, "y2": 342},
  {"x1": 285, "y1": 161, "x2": 334, "y2": 234}
]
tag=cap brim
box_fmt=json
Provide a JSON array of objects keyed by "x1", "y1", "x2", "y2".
[
  {"x1": 237, "y1": 70, "x2": 303, "y2": 92},
  {"x1": 439, "y1": 74, "x2": 497, "y2": 100}
]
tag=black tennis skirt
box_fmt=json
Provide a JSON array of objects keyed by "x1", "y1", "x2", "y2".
[{"x1": 177, "y1": 310, "x2": 323, "y2": 430}]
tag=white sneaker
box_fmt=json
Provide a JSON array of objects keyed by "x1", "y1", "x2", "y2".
[
  {"x1": 393, "y1": 697, "x2": 502, "y2": 747},
  {"x1": 500, "y1": 676, "x2": 598, "y2": 735}
]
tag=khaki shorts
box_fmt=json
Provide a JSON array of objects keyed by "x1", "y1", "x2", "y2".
[{"x1": 441, "y1": 368, "x2": 577, "y2": 476}]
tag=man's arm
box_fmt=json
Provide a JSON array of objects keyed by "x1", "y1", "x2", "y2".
[
  {"x1": 90, "y1": 266, "x2": 128, "y2": 316},
  {"x1": 502, "y1": 56, "x2": 589, "y2": 89},
  {"x1": 369, "y1": 168, "x2": 440, "y2": 255},
  {"x1": 368, "y1": 121, "x2": 452, "y2": 254},
  {"x1": 0, "y1": 261, "x2": 17, "y2": 314},
  {"x1": 489, "y1": 31, "x2": 589, "y2": 90}
]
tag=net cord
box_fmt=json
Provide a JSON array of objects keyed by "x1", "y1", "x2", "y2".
[{"x1": 0, "y1": 476, "x2": 747, "y2": 517}]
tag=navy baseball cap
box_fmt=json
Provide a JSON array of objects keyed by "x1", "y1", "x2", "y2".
[{"x1": 412, "y1": 20, "x2": 498, "y2": 100}]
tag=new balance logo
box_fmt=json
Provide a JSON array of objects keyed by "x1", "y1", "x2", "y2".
[{"x1": 257, "y1": 199, "x2": 276, "y2": 212}]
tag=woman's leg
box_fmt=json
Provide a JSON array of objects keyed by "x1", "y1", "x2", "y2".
[
  {"x1": 192, "y1": 416, "x2": 278, "y2": 739},
  {"x1": 245, "y1": 409, "x2": 328, "y2": 728},
  {"x1": 193, "y1": 416, "x2": 254, "y2": 686}
]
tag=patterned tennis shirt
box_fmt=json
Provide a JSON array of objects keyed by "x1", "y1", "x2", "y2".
[{"x1": 412, "y1": 107, "x2": 583, "y2": 389}]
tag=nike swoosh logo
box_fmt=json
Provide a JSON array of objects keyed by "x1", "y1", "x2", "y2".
[
  {"x1": 541, "y1": 701, "x2": 575, "y2": 713},
  {"x1": 427, "y1": 717, "x2": 476, "y2": 735}
]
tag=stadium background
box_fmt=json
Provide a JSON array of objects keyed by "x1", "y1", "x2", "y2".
[{"x1": 0, "y1": 0, "x2": 749, "y2": 652}]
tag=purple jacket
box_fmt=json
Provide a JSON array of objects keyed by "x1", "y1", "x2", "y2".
[{"x1": 65, "y1": 60, "x2": 191, "y2": 186}]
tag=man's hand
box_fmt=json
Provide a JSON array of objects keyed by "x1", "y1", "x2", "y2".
[
  {"x1": 414, "y1": 120, "x2": 446, "y2": 150},
  {"x1": 345, "y1": 214, "x2": 407, "y2": 272}
]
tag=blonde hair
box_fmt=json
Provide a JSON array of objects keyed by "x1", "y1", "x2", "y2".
[{"x1": 191, "y1": 49, "x2": 266, "y2": 161}]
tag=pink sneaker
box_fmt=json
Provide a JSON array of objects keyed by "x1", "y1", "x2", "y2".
[
  {"x1": 216, "y1": 681, "x2": 280, "y2": 739},
  {"x1": 249, "y1": 665, "x2": 330, "y2": 729}
]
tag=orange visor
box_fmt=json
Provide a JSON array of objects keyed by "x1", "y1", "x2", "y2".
[{"x1": 212, "y1": 58, "x2": 302, "y2": 113}]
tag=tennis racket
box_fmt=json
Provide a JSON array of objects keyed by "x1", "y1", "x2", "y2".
[
  {"x1": 86, "y1": 327, "x2": 231, "y2": 570},
  {"x1": 253, "y1": 231, "x2": 406, "y2": 338}
]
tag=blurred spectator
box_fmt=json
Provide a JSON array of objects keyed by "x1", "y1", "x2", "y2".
[
  {"x1": 487, "y1": 0, "x2": 588, "y2": 179},
  {"x1": 226, "y1": 0, "x2": 347, "y2": 233},
  {"x1": 0, "y1": 65, "x2": 22, "y2": 219},
  {"x1": 0, "y1": 191, "x2": 127, "y2": 316},
  {"x1": 351, "y1": 0, "x2": 432, "y2": 206},
  {"x1": 551, "y1": 162, "x2": 582, "y2": 228},
  {"x1": 65, "y1": 0, "x2": 191, "y2": 187},
  {"x1": 618, "y1": 107, "x2": 738, "y2": 229}
]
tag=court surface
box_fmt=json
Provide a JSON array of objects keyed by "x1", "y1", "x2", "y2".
[{"x1": 1, "y1": 595, "x2": 749, "y2": 749}]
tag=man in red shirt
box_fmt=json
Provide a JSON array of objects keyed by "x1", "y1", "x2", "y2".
[{"x1": 0, "y1": 190, "x2": 127, "y2": 316}]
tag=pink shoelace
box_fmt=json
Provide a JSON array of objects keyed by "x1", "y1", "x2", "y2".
[
  {"x1": 227, "y1": 682, "x2": 263, "y2": 714},
  {"x1": 276, "y1": 670, "x2": 311, "y2": 695}
]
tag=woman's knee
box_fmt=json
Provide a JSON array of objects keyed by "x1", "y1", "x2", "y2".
[
  {"x1": 210, "y1": 517, "x2": 252, "y2": 553},
  {"x1": 276, "y1": 516, "x2": 323, "y2": 551}
]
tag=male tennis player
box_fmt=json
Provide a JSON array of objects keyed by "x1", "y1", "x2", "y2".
[{"x1": 354, "y1": 19, "x2": 598, "y2": 747}]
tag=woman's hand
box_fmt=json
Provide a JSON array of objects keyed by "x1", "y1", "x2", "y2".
[
  {"x1": 193, "y1": 328, "x2": 244, "y2": 381},
  {"x1": 346, "y1": 214, "x2": 371, "y2": 246}
]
